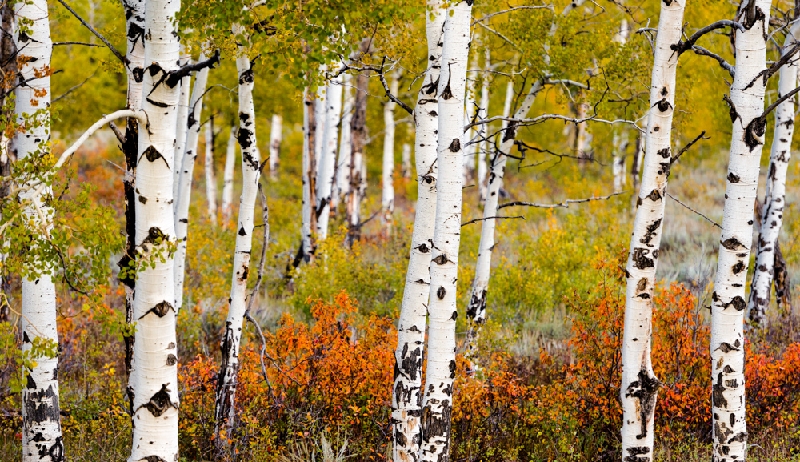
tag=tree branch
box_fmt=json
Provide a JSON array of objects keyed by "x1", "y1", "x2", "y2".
[
  {"x1": 54, "y1": 0, "x2": 127, "y2": 65},
  {"x1": 165, "y1": 50, "x2": 221, "y2": 88},
  {"x1": 377, "y1": 57, "x2": 413, "y2": 115},
  {"x1": 55, "y1": 110, "x2": 146, "y2": 169},
  {"x1": 498, "y1": 191, "x2": 625, "y2": 210},
  {"x1": 671, "y1": 130, "x2": 708, "y2": 165},
  {"x1": 53, "y1": 41, "x2": 101, "y2": 47},
  {"x1": 472, "y1": 5, "x2": 552, "y2": 25},
  {"x1": 691, "y1": 46, "x2": 735, "y2": 77},
  {"x1": 461, "y1": 215, "x2": 525, "y2": 227},
  {"x1": 760, "y1": 83, "x2": 800, "y2": 119},
  {"x1": 672, "y1": 20, "x2": 743, "y2": 54},
  {"x1": 666, "y1": 192, "x2": 721, "y2": 228}
]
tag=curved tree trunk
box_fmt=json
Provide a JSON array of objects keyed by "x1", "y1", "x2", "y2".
[
  {"x1": 268, "y1": 114, "x2": 282, "y2": 181},
  {"x1": 221, "y1": 125, "x2": 237, "y2": 224},
  {"x1": 391, "y1": 2, "x2": 445, "y2": 460},
  {"x1": 710, "y1": 1, "x2": 772, "y2": 459},
  {"x1": 382, "y1": 72, "x2": 398, "y2": 236},
  {"x1": 620, "y1": 1, "x2": 685, "y2": 459},
  {"x1": 15, "y1": 2, "x2": 63, "y2": 459},
  {"x1": 747, "y1": 20, "x2": 800, "y2": 327},
  {"x1": 420, "y1": 2, "x2": 472, "y2": 460},
  {"x1": 128, "y1": 0, "x2": 183, "y2": 457},
  {"x1": 173, "y1": 58, "x2": 210, "y2": 311},
  {"x1": 205, "y1": 116, "x2": 218, "y2": 225},
  {"x1": 465, "y1": 79, "x2": 538, "y2": 366},
  {"x1": 316, "y1": 74, "x2": 342, "y2": 240},
  {"x1": 215, "y1": 47, "x2": 261, "y2": 438}
]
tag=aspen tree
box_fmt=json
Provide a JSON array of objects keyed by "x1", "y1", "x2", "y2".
[
  {"x1": 127, "y1": 0, "x2": 185, "y2": 456},
  {"x1": 173, "y1": 73, "x2": 191, "y2": 201},
  {"x1": 463, "y1": 51, "x2": 478, "y2": 183},
  {"x1": 382, "y1": 72, "x2": 398, "y2": 235},
  {"x1": 14, "y1": 1, "x2": 64, "y2": 459},
  {"x1": 205, "y1": 117, "x2": 218, "y2": 225},
  {"x1": 302, "y1": 89, "x2": 317, "y2": 260},
  {"x1": 268, "y1": 114, "x2": 282, "y2": 180},
  {"x1": 174, "y1": 59, "x2": 210, "y2": 311},
  {"x1": 221, "y1": 125, "x2": 237, "y2": 223},
  {"x1": 476, "y1": 48, "x2": 490, "y2": 202},
  {"x1": 748, "y1": 20, "x2": 800, "y2": 326},
  {"x1": 215, "y1": 24, "x2": 263, "y2": 436},
  {"x1": 391, "y1": 2, "x2": 444, "y2": 459},
  {"x1": 316, "y1": 74, "x2": 342, "y2": 240},
  {"x1": 612, "y1": 20, "x2": 629, "y2": 195},
  {"x1": 420, "y1": 1, "x2": 472, "y2": 460},
  {"x1": 347, "y1": 65, "x2": 368, "y2": 242},
  {"x1": 710, "y1": 1, "x2": 772, "y2": 458},
  {"x1": 401, "y1": 143, "x2": 411, "y2": 179},
  {"x1": 336, "y1": 73, "x2": 354, "y2": 208},
  {"x1": 621, "y1": 1, "x2": 685, "y2": 459}
]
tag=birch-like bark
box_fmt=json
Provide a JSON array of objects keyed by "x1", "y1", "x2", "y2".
[
  {"x1": 215, "y1": 43, "x2": 262, "y2": 436},
  {"x1": 347, "y1": 68, "x2": 368, "y2": 242},
  {"x1": 301, "y1": 89, "x2": 317, "y2": 260},
  {"x1": 221, "y1": 125, "x2": 237, "y2": 224},
  {"x1": 464, "y1": 79, "x2": 525, "y2": 365},
  {"x1": 462, "y1": 51, "x2": 478, "y2": 184},
  {"x1": 401, "y1": 143, "x2": 412, "y2": 179},
  {"x1": 476, "y1": 48, "x2": 490, "y2": 202},
  {"x1": 711, "y1": 2, "x2": 771, "y2": 459},
  {"x1": 316, "y1": 75, "x2": 342, "y2": 240},
  {"x1": 314, "y1": 80, "x2": 327, "y2": 168},
  {"x1": 613, "y1": 130, "x2": 628, "y2": 194},
  {"x1": 620, "y1": 1, "x2": 685, "y2": 459},
  {"x1": 120, "y1": 0, "x2": 146, "y2": 385},
  {"x1": 747, "y1": 20, "x2": 800, "y2": 326},
  {"x1": 391, "y1": 3, "x2": 445, "y2": 460},
  {"x1": 128, "y1": 0, "x2": 183, "y2": 456},
  {"x1": 205, "y1": 116, "x2": 218, "y2": 225},
  {"x1": 173, "y1": 73, "x2": 191, "y2": 201},
  {"x1": 15, "y1": 2, "x2": 63, "y2": 459},
  {"x1": 382, "y1": 72, "x2": 398, "y2": 235},
  {"x1": 173, "y1": 57, "x2": 210, "y2": 311},
  {"x1": 268, "y1": 114, "x2": 282, "y2": 180},
  {"x1": 420, "y1": 2, "x2": 472, "y2": 460},
  {"x1": 336, "y1": 73, "x2": 354, "y2": 206}
]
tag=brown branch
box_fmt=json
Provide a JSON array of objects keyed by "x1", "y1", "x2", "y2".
[
  {"x1": 54, "y1": 0, "x2": 127, "y2": 65},
  {"x1": 461, "y1": 215, "x2": 525, "y2": 227},
  {"x1": 671, "y1": 130, "x2": 708, "y2": 165},
  {"x1": 666, "y1": 192, "x2": 721, "y2": 228},
  {"x1": 691, "y1": 46, "x2": 735, "y2": 77},
  {"x1": 672, "y1": 20, "x2": 743, "y2": 54},
  {"x1": 498, "y1": 191, "x2": 625, "y2": 210}
]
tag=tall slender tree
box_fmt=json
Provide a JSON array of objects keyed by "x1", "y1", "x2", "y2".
[
  {"x1": 620, "y1": 1, "x2": 685, "y2": 459},
  {"x1": 268, "y1": 114, "x2": 282, "y2": 180},
  {"x1": 710, "y1": 1, "x2": 772, "y2": 459},
  {"x1": 302, "y1": 89, "x2": 317, "y2": 261},
  {"x1": 420, "y1": 1, "x2": 472, "y2": 460},
  {"x1": 391, "y1": 2, "x2": 445, "y2": 460},
  {"x1": 316, "y1": 74, "x2": 342, "y2": 240},
  {"x1": 335, "y1": 73, "x2": 354, "y2": 211},
  {"x1": 205, "y1": 116, "x2": 218, "y2": 225},
  {"x1": 221, "y1": 125, "x2": 237, "y2": 224},
  {"x1": 381, "y1": 71, "x2": 398, "y2": 235},
  {"x1": 14, "y1": 0, "x2": 64, "y2": 459},
  {"x1": 747, "y1": 19, "x2": 800, "y2": 326}
]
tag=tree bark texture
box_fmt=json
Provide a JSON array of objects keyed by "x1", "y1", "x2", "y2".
[
  {"x1": 205, "y1": 116, "x2": 218, "y2": 225},
  {"x1": 268, "y1": 114, "x2": 282, "y2": 181},
  {"x1": 302, "y1": 88, "x2": 317, "y2": 261},
  {"x1": 620, "y1": 1, "x2": 685, "y2": 460},
  {"x1": 382, "y1": 72, "x2": 398, "y2": 235},
  {"x1": 221, "y1": 125, "x2": 237, "y2": 224},
  {"x1": 316, "y1": 74, "x2": 342, "y2": 240}
]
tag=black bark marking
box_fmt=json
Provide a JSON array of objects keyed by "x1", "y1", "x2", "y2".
[
  {"x1": 440, "y1": 73, "x2": 453, "y2": 100},
  {"x1": 146, "y1": 97, "x2": 168, "y2": 108},
  {"x1": 238, "y1": 227, "x2": 247, "y2": 236},
  {"x1": 142, "y1": 456, "x2": 167, "y2": 462},
  {"x1": 239, "y1": 68, "x2": 254, "y2": 85},
  {"x1": 657, "y1": 147, "x2": 670, "y2": 158},
  {"x1": 640, "y1": 219, "x2": 662, "y2": 246},
  {"x1": 420, "y1": 400, "x2": 452, "y2": 448},
  {"x1": 437, "y1": 286, "x2": 446, "y2": 299},
  {"x1": 655, "y1": 98, "x2": 671, "y2": 112},
  {"x1": 141, "y1": 227, "x2": 167, "y2": 246},
  {"x1": 416, "y1": 242, "x2": 430, "y2": 253},
  {"x1": 632, "y1": 248, "x2": 655, "y2": 269},
  {"x1": 141, "y1": 300, "x2": 174, "y2": 319},
  {"x1": 716, "y1": 342, "x2": 740, "y2": 353},
  {"x1": 645, "y1": 189, "x2": 662, "y2": 202},
  {"x1": 625, "y1": 369, "x2": 661, "y2": 440},
  {"x1": 624, "y1": 446, "x2": 650, "y2": 462},
  {"x1": 744, "y1": 117, "x2": 766, "y2": 151},
  {"x1": 24, "y1": 384, "x2": 61, "y2": 424},
  {"x1": 721, "y1": 237, "x2": 745, "y2": 251},
  {"x1": 449, "y1": 138, "x2": 461, "y2": 152},
  {"x1": 432, "y1": 254, "x2": 449, "y2": 265},
  {"x1": 142, "y1": 384, "x2": 175, "y2": 417},
  {"x1": 732, "y1": 261, "x2": 745, "y2": 275},
  {"x1": 166, "y1": 354, "x2": 177, "y2": 366}
]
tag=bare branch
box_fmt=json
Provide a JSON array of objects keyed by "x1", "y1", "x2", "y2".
[
  {"x1": 691, "y1": 46, "x2": 735, "y2": 77},
  {"x1": 498, "y1": 191, "x2": 625, "y2": 210},
  {"x1": 672, "y1": 20, "x2": 743, "y2": 54},
  {"x1": 461, "y1": 215, "x2": 525, "y2": 227},
  {"x1": 671, "y1": 130, "x2": 708, "y2": 165},
  {"x1": 55, "y1": 110, "x2": 146, "y2": 169},
  {"x1": 54, "y1": 0, "x2": 127, "y2": 65},
  {"x1": 472, "y1": 5, "x2": 552, "y2": 25},
  {"x1": 165, "y1": 50, "x2": 221, "y2": 88},
  {"x1": 53, "y1": 41, "x2": 101, "y2": 47},
  {"x1": 666, "y1": 192, "x2": 721, "y2": 228},
  {"x1": 761, "y1": 83, "x2": 800, "y2": 119},
  {"x1": 377, "y1": 56, "x2": 413, "y2": 115},
  {"x1": 475, "y1": 22, "x2": 519, "y2": 50},
  {"x1": 107, "y1": 121, "x2": 126, "y2": 145},
  {"x1": 52, "y1": 71, "x2": 97, "y2": 103}
]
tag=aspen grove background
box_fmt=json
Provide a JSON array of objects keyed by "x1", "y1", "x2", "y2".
[{"x1": 5, "y1": 0, "x2": 800, "y2": 460}]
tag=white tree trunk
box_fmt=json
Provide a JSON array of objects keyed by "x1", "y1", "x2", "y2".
[
  {"x1": 465, "y1": 79, "x2": 537, "y2": 364},
  {"x1": 462, "y1": 51, "x2": 478, "y2": 184},
  {"x1": 620, "y1": 1, "x2": 685, "y2": 459},
  {"x1": 316, "y1": 75, "x2": 342, "y2": 240},
  {"x1": 221, "y1": 125, "x2": 237, "y2": 224},
  {"x1": 302, "y1": 88, "x2": 317, "y2": 260},
  {"x1": 420, "y1": 2, "x2": 472, "y2": 460},
  {"x1": 613, "y1": 130, "x2": 628, "y2": 194},
  {"x1": 336, "y1": 73, "x2": 354, "y2": 205},
  {"x1": 314, "y1": 80, "x2": 327, "y2": 169},
  {"x1": 268, "y1": 114, "x2": 282, "y2": 181},
  {"x1": 205, "y1": 117, "x2": 218, "y2": 225},
  {"x1": 710, "y1": 2, "x2": 771, "y2": 459},
  {"x1": 173, "y1": 58, "x2": 210, "y2": 311},
  {"x1": 15, "y1": 2, "x2": 63, "y2": 459},
  {"x1": 173, "y1": 73, "x2": 191, "y2": 201},
  {"x1": 391, "y1": 3, "x2": 445, "y2": 460},
  {"x1": 401, "y1": 143, "x2": 412, "y2": 179},
  {"x1": 476, "y1": 48, "x2": 490, "y2": 202},
  {"x1": 128, "y1": 0, "x2": 183, "y2": 456},
  {"x1": 382, "y1": 73, "x2": 398, "y2": 235},
  {"x1": 748, "y1": 20, "x2": 800, "y2": 326},
  {"x1": 215, "y1": 45, "x2": 262, "y2": 436}
]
